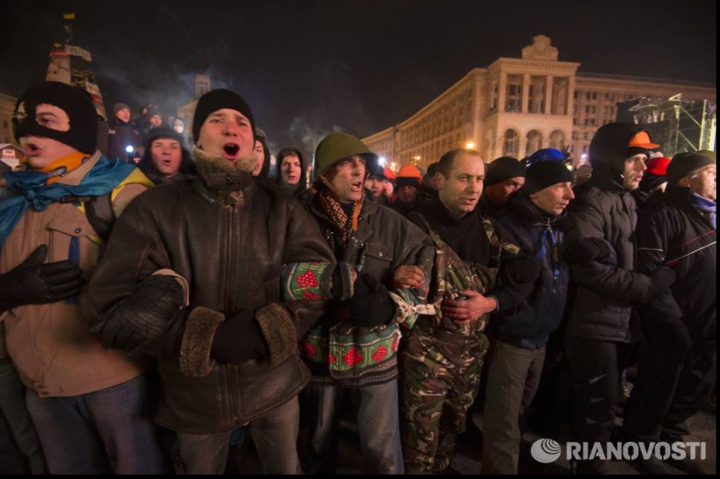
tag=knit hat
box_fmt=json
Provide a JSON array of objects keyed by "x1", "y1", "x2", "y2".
[
  {"x1": 485, "y1": 156, "x2": 526, "y2": 186},
  {"x1": 314, "y1": 132, "x2": 378, "y2": 178},
  {"x1": 396, "y1": 165, "x2": 422, "y2": 188},
  {"x1": 639, "y1": 156, "x2": 672, "y2": 192},
  {"x1": 192, "y1": 89, "x2": 256, "y2": 143},
  {"x1": 113, "y1": 102, "x2": 131, "y2": 116},
  {"x1": 666, "y1": 152, "x2": 716, "y2": 185},
  {"x1": 13, "y1": 81, "x2": 98, "y2": 154},
  {"x1": 524, "y1": 160, "x2": 574, "y2": 194},
  {"x1": 143, "y1": 127, "x2": 184, "y2": 149},
  {"x1": 368, "y1": 165, "x2": 387, "y2": 180}
]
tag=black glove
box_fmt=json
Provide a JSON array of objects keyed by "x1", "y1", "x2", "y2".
[
  {"x1": 349, "y1": 274, "x2": 396, "y2": 327},
  {"x1": 563, "y1": 238, "x2": 611, "y2": 266},
  {"x1": 211, "y1": 310, "x2": 268, "y2": 364},
  {"x1": 501, "y1": 256, "x2": 542, "y2": 284},
  {"x1": 90, "y1": 275, "x2": 184, "y2": 359},
  {"x1": 0, "y1": 245, "x2": 84, "y2": 312},
  {"x1": 646, "y1": 267, "x2": 676, "y2": 301}
]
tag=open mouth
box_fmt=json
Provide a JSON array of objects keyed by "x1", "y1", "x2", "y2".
[
  {"x1": 24, "y1": 143, "x2": 40, "y2": 155},
  {"x1": 350, "y1": 181, "x2": 363, "y2": 191},
  {"x1": 222, "y1": 143, "x2": 240, "y2": 159}
]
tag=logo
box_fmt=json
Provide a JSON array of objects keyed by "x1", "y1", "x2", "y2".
[
  {"x1": 530, "y1": 439, "x2": 707, "y2": 463},
  {"x1": 531, "y1": 438, "x2": 562, "y2": 463}
]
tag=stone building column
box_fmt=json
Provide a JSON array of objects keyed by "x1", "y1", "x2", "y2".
[
  {"x1": 522, "y1": 73, "x2": 530, "y2": 114},
  {"x1": 545, "y1": 75, "x2": 554, "y2": 114},
  {"x1": 497, "y1": 74, "x2": 507, "y2": 115}
]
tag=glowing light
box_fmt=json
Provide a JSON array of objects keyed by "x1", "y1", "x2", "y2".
[
  {"x1": 378, "y1": 156, "x2": 387, "y2": 167},
  {"x1": 125, "y1": 145, "x2": 134, "y2": 154},
  {"x1": 581, "y1": 153, "x2": 588, "y2": 159},
  {"x1": 465, "y1": 141, "x2": 476, "y2": 150}
]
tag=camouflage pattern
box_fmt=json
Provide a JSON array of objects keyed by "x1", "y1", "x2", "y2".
[
  {"x1": 400, "y1": 325, "x2": 490, "y2": 474},
  {"x1": 400, "y1": 212, "x2": 517, "y2": 474}
]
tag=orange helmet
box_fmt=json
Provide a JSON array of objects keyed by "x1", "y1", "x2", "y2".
[
  {"x1": 383, "y1": 167, "x2": 396, "y2": 181},
  {"x1": 396, "y1": 165, "x2": 422, "y2": 188}
]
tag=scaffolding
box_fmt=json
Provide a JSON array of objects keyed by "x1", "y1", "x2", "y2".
[{"x1": 625, "y1": 94, "x2": 716, "y2": 156}]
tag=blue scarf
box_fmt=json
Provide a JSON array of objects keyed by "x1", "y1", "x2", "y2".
[
  {"x1": 691, "y1": 193, "x2": 716, "y2": 229},
  {"x1": 0, "y1": 156, "x2": 137, "y2": 249}
]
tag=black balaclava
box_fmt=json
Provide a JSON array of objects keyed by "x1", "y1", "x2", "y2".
[{"x1": 13, "y1": 81, "x2": 98, "y2": 154}]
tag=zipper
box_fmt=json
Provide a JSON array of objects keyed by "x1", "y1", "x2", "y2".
[{"x1": 225, "y1": 204, "x2": 239, "y2": 424}]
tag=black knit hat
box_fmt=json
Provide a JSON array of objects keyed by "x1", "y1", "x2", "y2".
[
  {"x1": 485, "y1": 156, "x2": 526, "y2": 186},
  {"x1": 666, "y1": 152, "x2": 716, "y2": 185},
  {"x1": 192, "y1": 89, "x2": 255, "y2": 143},
  {"x1": 524, "y1": 160, "x2": 574, "y2": 194},
  {"x1": 13, "y1": 81, "x2": 98, "y2": 154},
  {"x1": 143, "y1": 127, "x2": 184, "y2": 149}
]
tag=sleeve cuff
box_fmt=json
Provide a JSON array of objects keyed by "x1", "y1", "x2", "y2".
[
  {"x1": 180, "y1": 306, "x2": 225, "y2": 377},
  {"x1": 254, "y1": 303, "x2": 298, "y2": 367}
]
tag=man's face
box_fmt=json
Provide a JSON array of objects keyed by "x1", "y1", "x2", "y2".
[
  {"x1": 173, "y1": 119, "x2": 184, "y2": 134},
  {"x1": 196, "y1": 108, "x2": 254, "y2": 164},
  {"x1": 149, "y1": 114, "x2": 162, "y2": 127},
  {"x1": 484, "y1": 177, "x2": 525, "y2": 207},
  {"x1": 622, "y1": 154, "x2": 648, "y2": 191},
  {"x1": 150, "y1": 138, "x2": 182, "y2": 178},
  {"x1": 383, "y1": 179, "x2": 394, "y2": 198},
  {"x1": 19, "y1": 103, "x2": 77, "y2": 169},
  {"x1": 115, "y1": 108, "x2": 131, "y2": 123},
  {"x1": 530, "y1": 182, "x2": 575, "y2": 215},
  {"x1": 281, "y1": 154, "x2": 302, "y2": 186},
  {"x1": 686, "y1": 165, "x2": 717, "y2": 201},
  {"x1": 437, "y1": 152, "x2": 485, "y2": 217},
  {"x1": 328, "y1": 155, "x2": 366, "y2": 203},
  {"x1": 398, "y1": 185, "x2": 419, "y2": 204},
  {"x1": 365, "y1": 176, "x2": 385, "y2": 198},
  {"x1": 252, "y1": 140, "x2": 265, "y2": 176}
]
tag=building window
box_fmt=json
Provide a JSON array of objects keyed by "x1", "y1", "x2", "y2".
[
  {"x1": 552, "y1": 77, "x2": 569, "y2": 115},
  {"x1": 503, "y1": 129, "x2": 518, "y2": 156},
  {"x1": 550, "y1": 130, "x2": 565, "y2": 150},
  {"x1": 586, "y1": 91, "x2": 598, "y2": 101},
  {"x1": 526, "y1": 130, "x2": 542, "y2": 157},
  {"x1": 529, "y1": 76, "x2": 546, "y2": 114},
  {"x1": 505, "y1": 75, "x2": 523, "y2": 113}
]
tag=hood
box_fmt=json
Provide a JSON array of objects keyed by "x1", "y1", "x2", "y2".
[
  {"x1": 589, "y1": 122, "x2": 649, "y2": 187},
  {"x1": 276, "y1": 146, "x2": 307, "y2": 194}
]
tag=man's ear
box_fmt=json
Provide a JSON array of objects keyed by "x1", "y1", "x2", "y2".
[
  {"x1": 678, "y1": 178, "x2": 691, "y2": 187},
  {"x1": 435, "y1": 173, "x2": 446, "y2": 191}
]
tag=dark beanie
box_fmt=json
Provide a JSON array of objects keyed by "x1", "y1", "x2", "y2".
[
  {"x1": 113, "y1": 102, "x2": 131, "y2": 116},
  {"x1": 524, "y1": 160, "x2": 574, "y2": 194},
  {"x1": 143, "y1": 127, "x2": 184, "y2": 149},
  {"x1": 192, "y1": 89, "x2": 255, "y2": 143},
  {"x1": 666, "y1": 152, "x2": 716, "y2": 185},
  {"x1": 13, "y1": 81, "x2": 98, "y2": 154},
  {"x1": 485, "y1": 156, "x2": 526, "y2": 186}
]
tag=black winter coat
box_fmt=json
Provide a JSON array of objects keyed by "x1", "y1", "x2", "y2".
[{"x1": 636, "y1": 186, "x2": 716, "y2": 345}]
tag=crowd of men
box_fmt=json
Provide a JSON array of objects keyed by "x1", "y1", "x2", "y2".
[{"x1": 0, "y1": 81, "x2": 715, "y2": 475}]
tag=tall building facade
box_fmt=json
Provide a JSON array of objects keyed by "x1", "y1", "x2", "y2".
[
  {"x1": 363, "y1": 35, "x2": 716, "y2": 168},
  {"x1": 0, "y1": 94, "x2": 17, "y2": 145}
]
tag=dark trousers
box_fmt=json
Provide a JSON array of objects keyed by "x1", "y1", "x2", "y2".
[
  {"x1": 565, "y1": 337, "x2": 632, "y2": 473},
  {"x1": 624, "y1": 318, "x2": 716, "y2": 443}
]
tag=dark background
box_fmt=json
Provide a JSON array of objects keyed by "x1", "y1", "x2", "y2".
[{"x1": 1, "y1": 0, "x2": 716, "y2": 154}]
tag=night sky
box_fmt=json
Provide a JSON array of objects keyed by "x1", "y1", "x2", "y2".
[{"x1": 1, "y1": 0, "x2": 716, "y2": 155}]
